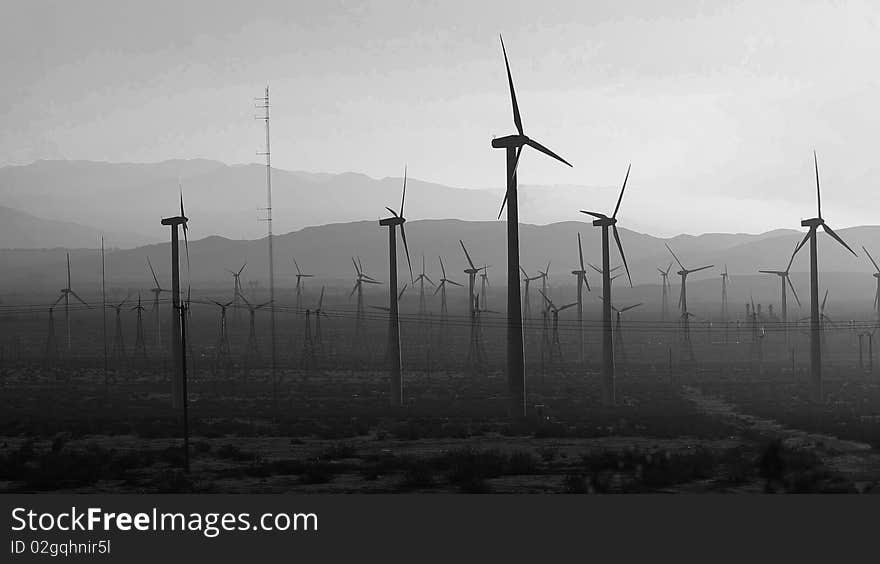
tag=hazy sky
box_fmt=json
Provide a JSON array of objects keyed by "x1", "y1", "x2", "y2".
[{"x1": 3, "y1": 0, "x2": 880, "y2": 234}]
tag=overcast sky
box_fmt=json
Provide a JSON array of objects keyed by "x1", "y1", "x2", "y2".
[{"x1": 2, "y1": 0, "x2": 880, "y2": 235}]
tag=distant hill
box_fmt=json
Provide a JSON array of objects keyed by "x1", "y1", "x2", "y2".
[
  {"x1": 2, "y1": 219, "x2": 878, "y2": 318},
  {"x1": 0, "y1": 205, "x2": 155, "y2": 250}
]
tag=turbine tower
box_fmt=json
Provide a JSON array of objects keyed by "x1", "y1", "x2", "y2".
[
  {"x1": 666, "y1": 243, "x2": 713, "y2": 361},
  {"x1": 570, "y1": 233, "x2": 591, "y2": 365},
  {"x1": 580, "y1": 165, "x2": 634, "y2": 406},
  {"x1": 492, "y1": 35, "x2": 572, "y2": 417},
  {"x1": 293, "y1": 258, "x2": 313, "y2": 312},
  {"x1": 160, "y1": 192, "x2": 189, "y2": 409},
  {"x1": 378, "y1": 168, "x2": 414, "y2": 407},
  {"x1": 791, "y1": 151, "x2": 857, "y2": 402}
]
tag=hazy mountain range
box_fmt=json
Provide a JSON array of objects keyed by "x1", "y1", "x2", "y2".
[
  {"x1": 1, "y1": 159, "x2": 879, "y2": 315},
  {"x1": 0, "y1": 158, "x2": 801, "y2": 246},
  {"x1": 2, "y1": 218, "x2": 879, "y2": 316}
]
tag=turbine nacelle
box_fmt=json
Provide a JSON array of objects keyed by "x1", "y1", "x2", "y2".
[
  {"x1": 379, "y1": 216, "x2": 406, "y2": 227},
  {"x1": 801, "y1": 217, "x2": 823, "y2": 229}
]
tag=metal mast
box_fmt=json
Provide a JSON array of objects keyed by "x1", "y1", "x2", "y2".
[{"x1": 256, "y1": 85, "x2": 278, "y2": 416}]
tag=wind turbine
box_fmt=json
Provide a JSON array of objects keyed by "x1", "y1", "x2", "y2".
[
  {"x1": 493, "y1": 35, "x2": 572, "y2": 417},
  {"x1": 53, "y1": 253, "x2": 90, "y2": 352},
  {"x1": 160, "y1": 191, "x2": 189, "y2": 410},
  {"x1": 570, "y1": 233, "x2": 591, "y2": 365},
  {"x1": 109, "y1": 296, "x2": 128, "y2": 360},
  {"x1": 612, "y1": 302, "x2": 643, "y2": 367},
  {"x1": 415, "y1": 255, "x2": 436, "y2": 318},
  {"x1": 657, "y1": 262, "x2": 673, "y2": 323},
  {"x1": 240, "y1": 293, "x2": 271, "y2": 358},
  {"x1": 351, "y1": 256, "x2": 381, "y2": 336},
  {"x1": 146, "y1": 257, "x2": 169, "y2": 349},
  {"x1": 131, "y1": 294, "x2": 147, "y2": 360},
  {"x1": 538, "y1": 289, "x2": 576, "y2": 363},
  {"x1": 758, "y1": 246, "x2": 801, "y2": 331},
  {"x1": 666, "y1": 243, "x2": 713, "y2": 360},
  {"x1": 293, "y1": 258, "x2": 313, "y2": 312},
  {"x1": 210, "y1": 299, "x2": 234, "y2": 365},
  {"x1": 520, "y1": 266, "x2": 542, "y2": 321},
  {"x1": 719, "y1": 265, "x2": 730, "y2": 322},
  {"x1": 580, "y1": 164, "x2": 633, "y2": 406},
  {"x1": 791, "y1": 151, "x2": 857, "y2": 402},
  {"x1": 460, "y1": 240, "x2": 485, "y2": 318},
  {"x1": 227, "y1": 263, "x2": 247, "y2": 320},
  {"x1": 378, "y1": 167, "x2": 414, "y2": 407},
  {"x1": 433, "y1": 256, "x2": 462, "y2": 323},
  {"x1": 479, "y1": 265, "x2": 491, "y2": 312},
  {"x1": 862, "y1": 246, "x2": 880, "y2": 323}
]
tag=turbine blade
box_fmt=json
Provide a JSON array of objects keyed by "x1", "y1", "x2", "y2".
[
  {"x1": 448, "y1": 280, "x2": 464, "y2": 287},
  {"x1": 690, "y1": 264, "x2": 714, "y2": 274},
  {"x1": 439, "y1": 256, "x2": 447, "y2": 278},
  {"x1": 821, "y1": 289, "x2": 829, "y2": 311},
  {"x1": 612, "y1": 163, "x2": 631, "y2": 219},
  {"x1": 578, "y1": 232, "x2": 585, "y2": 271},
  {"x1": 147, "y1": 257, "x2": 161, "y2": 287},
  {"x1": 526, "y1": 138, "x2": 572, "y2": 168},
  {"x1": 352, "y1": 257, "x2": 360, "y2": 275},
  {"x1": 580, "y1": 211, "x2": 607, "y2": 220},
  {"x1": 400, "y1": 224, "x2": 413, "y2": 283},
  {"x1": 350, "y1": 281, "x2": 360, "y2": 298},
  {"x1": 613, "y1": 225, "x2": 633, "y2": 288},
  {"x1": 665, "y1": 243, "x2": 685, "y2": 271},
  {"x1": 66, "y1": 253, "x2": 71, "y2": 288},
  {"x1": 433, "y1": 281, "x2": 444, "y2": 296},
  {"x1": 400, "y1": 165, "x2": 407, "y2": 217},
  {"x1": 499, "y1": 34, "x2": 523, "y2": 136},
  {"x1": 460, "y1": 240, "x2": 475, "y2": 270},
  {"x1": 793, "y1": 231, "x2": 811, "y2": 258},
  {"x1": 293, "y1": 258, "x2": 301, "y2": 275},
  {"x1": 787, "y1": 275, "x2": 801, "y2": 307},
  {"x1": 385, "y1": 206, "x2": 398, "y2": 217},
  {"x1": 498, "y1": 147, "x2": 523, "y2": 219},
  {"x1": 822, "y1": 224, "x2": 857, "y2": 257},
  {"x1": 70, "y1": 291, "x2": 89, "y2": 307},
  {"x1": 863, "y1": 246, "x2": 880, "y2": 273}
]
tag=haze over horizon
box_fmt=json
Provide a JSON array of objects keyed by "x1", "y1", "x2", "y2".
[{"x1": 4, "y1": 1, "x2": 880, "y2": 235}]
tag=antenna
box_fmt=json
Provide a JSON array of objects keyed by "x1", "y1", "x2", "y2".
[{"x1": 255, "y1": 84, "x2": 278, "y2": 418}]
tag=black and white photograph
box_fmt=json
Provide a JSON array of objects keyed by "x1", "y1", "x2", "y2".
[{"x1": 2, "y1": 0, "x2": 880, "y2": 557}]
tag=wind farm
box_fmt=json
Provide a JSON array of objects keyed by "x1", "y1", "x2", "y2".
[{"x1": 4, "y1": 21, "x2": 880, "y2": 498}]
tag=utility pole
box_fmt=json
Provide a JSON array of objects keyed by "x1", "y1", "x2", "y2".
[
  {"x1": 256, "y1": 85, "x2": 278, "y2": 418},
  {"x1": 101, "y1": 237, "x2": 108, "y2": 394}
]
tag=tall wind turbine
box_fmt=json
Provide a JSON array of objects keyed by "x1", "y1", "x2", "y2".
[
  {"x1": 863, "y1": 246, "x2": 880, "y2": 323},
  {"x1": 791, "y1": 151, "x2": 857, "y2": 402},
  {"x1": 658, "y1": 262, "x2": 673, "y2": 323},
  {"x1": 53, "y1": 253, "x2": 90, "y2": 351},
  {"x1": 666, "y1": 243, "x2": 713, "y2": 360},
  {"x1": 758, "y1": 246, "x2": 801, "y2": 331},
  {"x1": 160, "y1": 192, "x2": 189, "y2": 409},
  {"x1": 580, "y1": 164, "x2": 633, "y2": 405},
  {"x1": 479, "y1": 265, "x2": 491, "y2": 312},
  {"x1": 379, "y1": 168, "x2": 414, "y2": 407},
  {"x1": 612, "y1": 302, "x2": 643, "y2": 366},
  {"x1": 570, "y1": 233, "x2": 591, "y2": 365},
  {"x1": 293, "y1": 258, "x2": 313, "y2": 312},
  {"x1": 493, "y1": 35, "x2": 572, "y2": 417}
]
